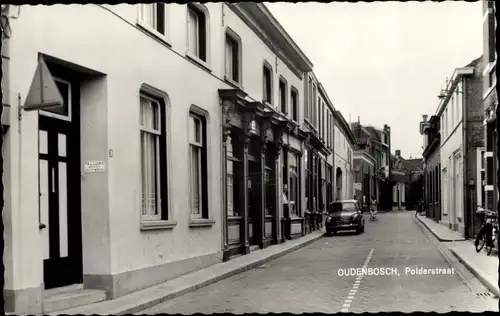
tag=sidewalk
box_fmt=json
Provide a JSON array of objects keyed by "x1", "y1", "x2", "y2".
[
  {"x1": 54, "y1": 230, "x2": 325, "y2": 315},
  {"x1": 415, "y1": 214, "x2": 499, "y2": 298},
  {"x1": 448, "y1": 242, "x2": 500, "y2": 298},
  {"x1": 416, "y1": 214, "x2": 465, "y2": 242}
]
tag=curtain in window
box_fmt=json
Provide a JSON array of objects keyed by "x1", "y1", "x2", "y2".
[
  {"x1": 289, "y1": 153, "x2": 297, "y2": 216},
  {"x1": 140, "y1": 97, "x2": 160, "y2": 218},
  {"x1": 227, "y1": 160, "x2": 234, "y2": 216},
  {"x1": 188, "y1": 9, "x2": 199, "y2": 56},
  {"x1": 191, "y1": 145, "x2": 201, "y2": 216}
]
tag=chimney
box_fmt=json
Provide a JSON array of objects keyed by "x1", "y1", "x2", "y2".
[
  {"x1": 395, "y1": 149, "x2": 401, "y2": 157},
  {"x1": 358, "y1": 116, "x2": 360, "y2": 123},
  {"x1": 423, "y1": 114, "x2": 428, "y2": 122}
]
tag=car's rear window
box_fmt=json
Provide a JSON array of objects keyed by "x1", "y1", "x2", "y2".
[{"x1": 329, "y1": 202, "x2": 357, "y2": 213}]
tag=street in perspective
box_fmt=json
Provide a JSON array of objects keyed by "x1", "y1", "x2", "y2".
[
  {"x1": 1, "y1": 1, "x2": 499, "y2": 315},
  {"x1": 138, "y1": 212, "x2": 498, "y2": 314}
]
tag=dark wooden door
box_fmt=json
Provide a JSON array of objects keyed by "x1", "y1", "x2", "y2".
[{"x1": 39, "y1": 77, "x2": 82, "y2": 289}]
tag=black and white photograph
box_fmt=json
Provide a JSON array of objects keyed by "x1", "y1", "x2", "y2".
[{"x1": 1, "y1": 1, "x2": 499, "y2": 314}]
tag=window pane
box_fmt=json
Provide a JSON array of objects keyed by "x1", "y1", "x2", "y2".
[
  {"x1": 195, "y1": 118, "x2": 201, "y2": 143},
  {"x1": 227, "y1": 174, "x2": 234, "y2": 216},
  {"x1": 141, "y1": 4, "x2": 156, "y2": 29},
  {"x1": 225, "y1": 38, "x2": 233, "y2": 79},
  {"x1": 188, "y1": 10, "x2": 199, "y2": 56},
  {"x1": 191, "y1": 146, "x2": 201, "y2": 215},
  {"x1": 141, "y1": 131, "x2": 159, "y2": 217},
  {"x1": 141, "y1": 97, "x2": 159, "y2": 130}
]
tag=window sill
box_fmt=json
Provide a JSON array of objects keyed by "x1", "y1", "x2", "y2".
[
  {"x1": 136, "y1": 21, "x2": 172, "y2": 48},
  {"x1": 189, "y1": 218, "x2": 216, "y2": 227},
  {"x1": 224, "y1": 75, "x2": 243, "y2": 90},
  {"x1": 140, "y1": 220, "x2": 177, "y2": 231},
  {"x1": 186, "y1": 51, "x2": 212, "y2": 73},
  {"x1": 262, "y1": 101, "x2": 273, "y2": 109}
]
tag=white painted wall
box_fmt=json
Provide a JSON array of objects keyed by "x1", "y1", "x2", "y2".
[
  {"x1": 333, "y1": 125, "x2": 354, "y2": 200},
  {"x1": 439, "y1": 80, "x2": 464, "y2": 230},
  {"x1": 4, "y1": 3, "x2": 306, "y2": 291}
]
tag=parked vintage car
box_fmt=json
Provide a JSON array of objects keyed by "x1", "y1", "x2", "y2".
[{"x1": 325, "y1": 200, "x2": 365, "y2": 235}]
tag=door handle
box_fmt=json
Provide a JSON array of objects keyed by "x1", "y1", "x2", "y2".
[
  {"x1": 39, "y1": 223, "x2": 46, "y2": 229},
  {"x1": 51, "y1": 167, "x2": 56, "y2": 193}
]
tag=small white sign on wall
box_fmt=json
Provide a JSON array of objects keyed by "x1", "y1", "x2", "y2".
[
  {"x1": 355, "y1": 183, "x2": 362, "y2": 191},
  {"x1": 84, "y1": 160, "x2": 105, "y2": 173}
]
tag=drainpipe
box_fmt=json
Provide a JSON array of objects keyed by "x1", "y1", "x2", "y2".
[{"x1": 462, "y1": 77, "x2": 470, "y2": 239}]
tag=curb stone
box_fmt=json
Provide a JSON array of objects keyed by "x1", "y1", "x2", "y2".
[
  {"x1": 414, "y1": 214, "x2": 500, "y2": 299},
  {"x1": 58, "y1": 231, "x2": 325, "y2": 315},
  {"x1": 449, "y1": 248, "x2": 500, "y2": 299}
]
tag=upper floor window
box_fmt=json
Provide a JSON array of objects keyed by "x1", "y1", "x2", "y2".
[
  {"x1": 291, "y1": 87, "x2": 298, "y2": 122},
  {"x1": 140, "y1": 93, "x2": 168, "y2": 221},
  {"x1": 279, "y1": 77, "x2": 287, "y2": 114},
  {"x1": 189, "y1": 110, "x2": 209, "y2": 219},
  {"x1": 312, "y1": 84, "x2": 317, "y2": 125},
  {"x1": 187, "y1": 3, "x2": 208, "y2": 62},
  {"x1": 316, "y1": 96, "x2": 321, "y2": 128},
  {"x1": 306, "y1": 78, "x2": 313, "y2": 121},
  {"x1": 263, "y1": 63, "x2": 273, "y2": 105},
  {"x1": 322, "y1": 103, "x2": 325, "y2": 140},
  {"x1": 139, "y1": 3, "x2": 166, "y2": 36},
  {"x1": 225, "y1": 30, "x2": 241, "y2": 84},
  {"x1": 490, "y1": 65, "x2": 497, "y2": 88}
]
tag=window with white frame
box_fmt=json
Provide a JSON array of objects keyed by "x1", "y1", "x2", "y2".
[
  {"x1": 187, "y1": 4, "x2": 208, "y2": 62},
  {"x1": 450, "y1": 95, "x2": 455, "y2": 128},
  {"x1": 263, "y1": 63, "x2": 273, "y2": 105},
  {"x1": 140, "y1": 94, "x2": 166, "y2": 221},
  {"x1": 189, "y1": 111, "x2": 208, "y2": 218},
  {"x1": 139, "y1": 3, "x2": 166, "y2": 35},
  {"x1": 225, "y1": 30, "x2": 240, "y2": 84},
  {"x1": 291, "y1": 87, "x2": 298, "y2": 122},
  {"x1": 279, "y1": 77, "x2": 287, "y2": 114},
  {"x1": 289, "y1": 152, "x2": 299, "y2": 216}
]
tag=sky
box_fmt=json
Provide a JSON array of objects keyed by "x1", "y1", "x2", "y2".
[{"x1": 266, "y1": 1, "x2": 483, "y2": 159}]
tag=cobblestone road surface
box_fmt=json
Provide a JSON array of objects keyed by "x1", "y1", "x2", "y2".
[{"x1": 139, "y1": 212, "x2": 498, "y2": 314}]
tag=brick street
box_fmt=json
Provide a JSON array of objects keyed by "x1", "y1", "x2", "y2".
[{"x1": 138, "y1": 212, "x2": 498, "y2": 314}]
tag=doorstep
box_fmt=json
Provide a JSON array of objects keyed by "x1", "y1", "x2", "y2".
[
  {"x1": 55, "y1": 230, "x2": 325, "y2": 315},
  {"x1": 448, "y1": 242, "x2": 500, "y2": 298},
  {"x1": 416, "y1": 214, "x2": 465, "y2": 242}
]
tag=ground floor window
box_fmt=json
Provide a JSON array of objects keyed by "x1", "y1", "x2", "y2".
[
  {"x1": 140, "y1": 93, "x2": 167, "y2": 221},
  {"x1": 305, "y1": 149, "x2": 310, "y2": 211},
  {"x1": 289, "y1": 152, "x2": 299, "y2": 216},
  {"x1": 327, "y1": 165, "x2": 333, "y2": 207},
  {"x1": 226, "y1": 135, "x2": 240, "y2": 216},
  {"x1": 321, "y1": 160, "x2": 327, "y2": 212}
]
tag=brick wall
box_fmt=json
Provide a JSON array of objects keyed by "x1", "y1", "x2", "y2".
[{"x1": 464, "y1": 58, "x2": 486, "y2": 237}]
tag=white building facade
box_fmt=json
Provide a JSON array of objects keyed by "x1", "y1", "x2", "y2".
[
  {"x1": 1, "y1": 3, "x2": 315, "y2": 313},
  {"x1": 438, "y1": 66, "x2": 474, "y2": 235},
  {"x1": 333, "y1": 113, "x2": 355, "y2": 200}
]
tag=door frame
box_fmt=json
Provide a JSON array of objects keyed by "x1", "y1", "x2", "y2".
[{"x1": 38, "y1": 67, "x2": 83, "y2": 289}]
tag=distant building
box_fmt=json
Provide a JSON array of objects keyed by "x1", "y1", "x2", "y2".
[
  {"x1": 482, "y1": 1, "x2": 497, "y2": 218},
  {"x1": 420, "y1": 115, "x2": 442, "y2": 222},
  {"x1": 420, "y1": 56, "x2": 484, "y2": 238},
  {"x1": 351, "y1": 119, "x2": 392, "y2": 210},
  {"x1": 332, "y1": 111, "x2": 356, "y2": 201},
  {"x1": 390, "y1": 150, "x2": 424, "y2": 210}
]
